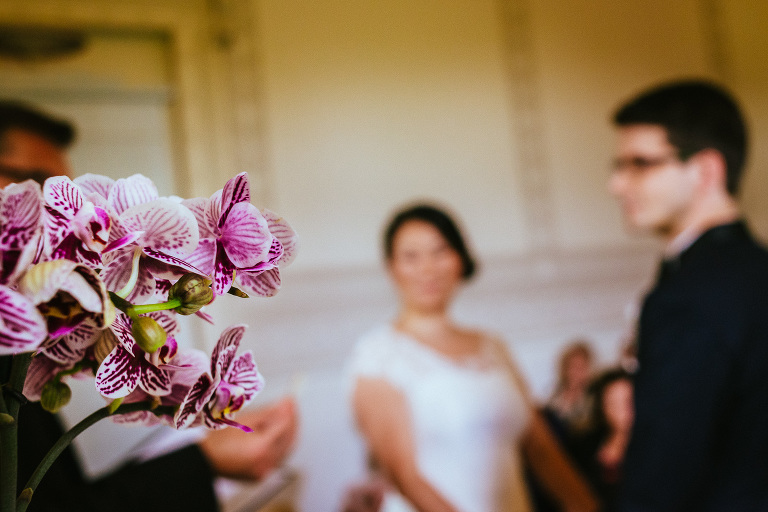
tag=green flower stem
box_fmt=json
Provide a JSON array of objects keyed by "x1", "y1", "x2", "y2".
[
  {"x1": 15, "y1": 402, "x2": 176, "y2": 512},
  {"x1": 1, "y1": 353, "x2": 33, "y2": 512},
  {"x1": 107, "y1": 291, "x2": 183, "y2": 318},
  {"x1": 128, "y1": 298, "x2": 182, "y2": 317},
  {"x1": 1, "y1": 387, "x2": 16, "y2": 512}
]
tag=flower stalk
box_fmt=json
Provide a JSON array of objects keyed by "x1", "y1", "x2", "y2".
[{"x1": 15, "y1": 402, "x2": 176, "y2": 512}]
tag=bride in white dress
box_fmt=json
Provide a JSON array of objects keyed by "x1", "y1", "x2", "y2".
[{"x1": 348, "y1": 204, "x2": 597, "y2": 512}]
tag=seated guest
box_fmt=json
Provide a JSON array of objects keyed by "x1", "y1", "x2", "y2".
[
  {"x1": 543, "y1": 340, "x2": 595, "y2": 440},
  {"x1": 570, "y1": 369, "x2": 634, "y2": 512}
]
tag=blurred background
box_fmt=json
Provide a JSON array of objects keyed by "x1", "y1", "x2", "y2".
[{"x1": 2, "y1": 0, "x2": 767, "y2": 510}]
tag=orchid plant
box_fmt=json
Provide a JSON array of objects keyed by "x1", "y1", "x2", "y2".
[{"x1": 0, "y1": 172, "x2": 296, "y2": 512}]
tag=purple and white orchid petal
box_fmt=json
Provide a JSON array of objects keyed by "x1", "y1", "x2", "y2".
[
  {"x1": 101, "y1": 248, "x2": 156, "y2": 303},
  {"x1": 206, "y1": 190, "x2": 223, "y2": 234},
  {"x1": 263, "y1": 209, "x2": 298, "y2": 267},
  {"x1": 212, "y1": 242, "x2": 236, "y2": 296},
  {"x1": 195, "y1": 309, "x2": 215, "y2": 325},
  {"x1": 43, "y1": 322, "x2": 99, "y2": 364},
  {"x1": 19, "y1": 260, "x2": 97, "y2": 309},
  {"x1": 142, "y1": 248, "x2": 207, "y2": 281},
  {"x1": 0, "y1": 180, "x2": 43, "y2": 245},
  {"x1": 43, "y1": 207, "x2": 70, "y2": 256},
  {"x1": 137, "y1": 360, "x2": 172, "y2": 396},
  {"x1": 95, "y1": 346, "x2": 141, "y2": 398},
  {"x1": 119, "y1": 199, "x2": 199, "y2": 257},
  {"x1": 43, "y1": 336, "x2": 88, "y2": 365},
  {"x1": 23, "y1": 354, "x2": 75, "y2": 401},
  {"x1": 70, "y1": 203, "x2": 111, "y2": 253},
  {"x1": 210, "y1": 324, "x2": 245, "y2": 376},
  {"x1": 0, "y1": 285, "x2": 47, "y2": 355},
  {"x1": 110, "y1": 313, "x2": 138, "y2": 352},
  {"x1": 183, "y1": 239, "x2": 216, "y2": 276},
  {"x1": 108, "y1": 174, "x2": 159, "y2": 215},
  {"x1": 74, "y1": 174, "x2": 114, "y2": 201},
  {"x1": 162, "y1": 348, "x2": 209, "y2": 377},
  {"x1": 204, "y1": 413, "x2": 253, "y2": 432},
  {"x1": 182, "y1": 197, "x2": 217, "y2": 239},
  {"x1": 43, "y1": 176, "x2": 83, "y2": 221},
  {"x1": 49, "y1": 233, "x2": 103, "y2": 268},
  {"x1": 103, "y1": 231, "x2": 144, "y2": 254},
  {"x1": 220, "y1": 202, "x2": 272, "y2": 268},
  {"x1": 226, "y1": 351, "x2": 264, "y2": 397},
  {"x1": 174, "y1": 372, "x2": 214, "y2": 429},
  {"x1": 236, "y1": 268, "x2": 281, "y2": 298},
  {"x1": 218, "y1": 173, "x2": 250, "y2": 228}
]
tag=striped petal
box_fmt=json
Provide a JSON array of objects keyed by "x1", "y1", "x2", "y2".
[
  {"x1": 174, "y1": 372, "x2": 214, "y2": 429},
  {"x1": 263, "y1": 209, "x2": 298, "y2": 266},
  {"x1": 120, "y1": 199, "x2": 199, "y2": 257},
  {"x1": 0, "y1": 180, "x2": 43, "y2": 251},
  {"x1": 236, "y1": 268, "x2": 281, "y2": 298},
  {"x1": 220, "y1": 202, "x2": 271, "y2": 268},
  {"x1": 74, "y1": 174, "x2": 114, "y2": 201},
  {"x1": 95, "y1": 345, "x2": 141, "y2": 398},
  {"x1": 210, "y1": 324, "x2": 245, "y2": 377},
  {"x1": 23, "y1": 354, "x2": 74, "y2": 401},
  {"x1": 182, "y1": 197, "x2": 217, "y2": 239},
  {"x1": 182, "y1": 239, "x2": 216, "y2": 276},
  {"x1": 108, "y1": 174, "x2": 158, "y2": 215},
  {"x1": 0, "y1": 285, "x2": 47, "y2": 355},
  {"x1": 219, "y1": 173, "x2": 250, "y2": 228},
  {"x1": 138, "y1": 359, "x2": 172, "y2": 396}
]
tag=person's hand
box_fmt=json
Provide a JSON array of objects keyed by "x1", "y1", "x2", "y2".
[{"x1": 198, "y1": 397, "x2": 298, "y2": 480}]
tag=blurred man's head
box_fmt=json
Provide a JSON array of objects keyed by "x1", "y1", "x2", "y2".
[
  {"x1": 609, "y1": 81, "x2": 745, "y2": 240},
  {"x1": 0, "y1": 101, "x2": 75, "y2": 186}
]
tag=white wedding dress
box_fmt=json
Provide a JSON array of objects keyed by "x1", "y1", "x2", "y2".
[{"x1": 348, "y1": 325, "x2": 533, "y2": 512}]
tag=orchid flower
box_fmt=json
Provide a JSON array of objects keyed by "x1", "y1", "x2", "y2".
[
  {"x1": 42, "y1": 177, "x2": 116, "y2": 269},
  {"x1": 94, "y1": 310, "x2": 179, "y2": 399},
  {"x1": 100, "y1": 197, "x2": 202, "y2": 303},
  {"x1": 183, "y1": 173, "x2": 272, "y2": 295},
  {"x1": 174, "y1": 324, "x2": 264, "y2": 431},
  {"x1": 184, "y1": 173, "x2": 296, "y2": 297},
  {"x1": 0, "y1": 180, "x2": 44, "y2": 286},
  {"x1": 17, "y1": 260, "x2": 115, "y2": 365},
  {"x1": 0, "y1": 284, "x2": 47, "y2": 356},
  {"x1": 113, "y1": 348, "x2": 210, "y2": 427}
]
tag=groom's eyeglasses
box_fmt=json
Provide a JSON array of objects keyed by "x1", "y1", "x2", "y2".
[{"x1": 611, "y1": 153, "x2": 681, "y2": 176}]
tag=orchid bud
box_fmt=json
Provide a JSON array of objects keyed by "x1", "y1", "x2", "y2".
[
  {"x1": 169, "y1": 274, "x2": 213, "y2": 315},
  {"x1": 41, "y1": 380, "x2": 72, "y2": 413},
  {"x1": 132, "y1": 316, "x2": 167, "y2": 353}
]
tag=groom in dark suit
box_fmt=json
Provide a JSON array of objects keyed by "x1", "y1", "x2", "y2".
[{"x1": 609, "y1": 80, "x2": 768, "y2": 511}]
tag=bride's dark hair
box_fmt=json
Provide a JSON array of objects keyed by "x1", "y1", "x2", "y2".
[{"x1": 383, "y1": 203, "x2": 477, "y2": 280}]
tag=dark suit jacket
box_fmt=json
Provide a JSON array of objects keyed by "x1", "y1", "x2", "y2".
[
  {"x1": 619, "y1": 221, "x2": 768, "y2": 511},
  {"x1": 18, "y1": 402, "x2": 219, "y2": 512}
]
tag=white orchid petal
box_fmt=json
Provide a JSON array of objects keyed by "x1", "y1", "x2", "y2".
[
  {"x1": 96, "y1": 346, "x2": 141, "y2": 398},
  {"x1": 0, "y1": 285, "x2": 47, "y2": 355},
  {"x1": 0, "y1": 180, "x2": 43, "y2": 252},
  {"x1": 109, "y1": 174, "x2": 158, "y2": 215},
  {"x1": 236, "y1": 267, "x2": 281, "y2": 298},
  {"x1": 263, "y1": 209, "x2": 298, "y2": 267},
  {"x1": 74, "y1": 174, "x2": 114, "y2": 201},
  {"x1": 120, "y1": 199, "x2": 199, "y2": 257}
]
